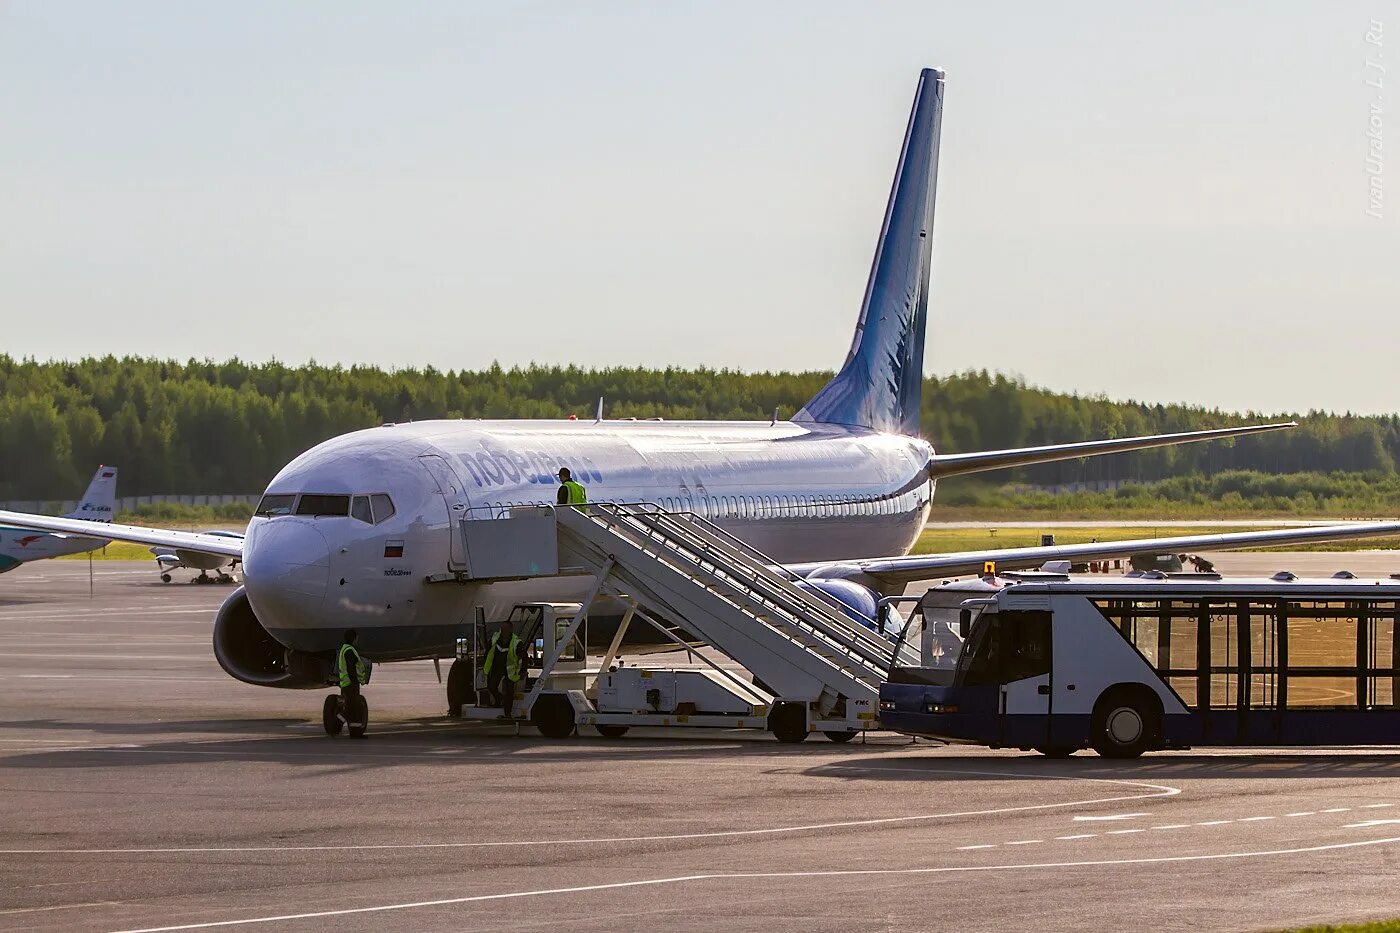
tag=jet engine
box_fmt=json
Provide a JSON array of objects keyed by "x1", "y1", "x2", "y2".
[{"x1": 213, "y1": 586, "x2": 327, "y2": 688}]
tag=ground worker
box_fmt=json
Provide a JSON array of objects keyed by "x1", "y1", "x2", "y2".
[
  {"x1": 335, "y1": 629, "x2": 371, "y2": 737},
  {"x1": 483, "y1": 620, "x2": 525, "y2": 717},
  {"x1": 556, "y1": 467, "x2": 587, "y2": 506}
]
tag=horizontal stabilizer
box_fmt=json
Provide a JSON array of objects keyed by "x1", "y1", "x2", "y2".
[{"x1": 928, "y1": 422, "x2": 1297, "y2": 479}]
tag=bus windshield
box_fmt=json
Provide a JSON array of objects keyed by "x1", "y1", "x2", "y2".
[{"x1": 886, "y1": 599, "x2": 980, "y2": 685}]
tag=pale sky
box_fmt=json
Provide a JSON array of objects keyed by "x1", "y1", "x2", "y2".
[{"x1": 2, "y1": 1, "x2": 1396, "y2": 414}]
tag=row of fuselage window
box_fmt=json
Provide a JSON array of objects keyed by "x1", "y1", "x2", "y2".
[
  {"x1": 254, "y1": 493, "x2": 397, "y2": 524},
  {"x1": 480, "y1": 490, "x2": 921, "y2": 521}
]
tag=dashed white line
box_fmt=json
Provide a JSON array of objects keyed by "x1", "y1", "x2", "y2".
[
  {"x1": 1197, "y1": 820, "x2": 1234, "y2": 826},
  {"x1": 1239, "y1": 816, "x2": 1275, "y2": 822},
  {"x1": 1006, "y1": 840, "x2": 1041, "y2": 846},
  {"x1": 1106, "y1": 829, "x2": 1144, "y2": 835},
  {"x1": 1320, "y1": 808, "x2": 1352, "y2": 813},
  {"x1": 1363, "y1": 803, "x2": 1394, "y2": 809},
  {"x1": 1056, "y1": 834, "x2": 1096, "y2": 840},
  {"x1": 956, "y1": 844, "x2": 995, "y2": 851},
  {"x1": 1152, "y1": 824, "x2": 1190, "y2": 830},
  {"x1": 1285, "y1": 812, "x2": 1315, "y2": 818}
]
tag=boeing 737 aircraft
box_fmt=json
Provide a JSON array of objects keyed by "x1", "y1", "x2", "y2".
[
  {"x1": 5, "y1": 70, "x2": 1400, "y2": 715},
  {"x1": 0, "y1": 466, "x2": 116, "y2": 573}
]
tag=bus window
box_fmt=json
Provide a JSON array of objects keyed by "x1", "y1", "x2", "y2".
[
  {"x1": 955, "y1": 615, "x2": 1002, "y2": 686},
  {"x1": 1001, "y1": 611, "x2": 1052, "y2": 682}
]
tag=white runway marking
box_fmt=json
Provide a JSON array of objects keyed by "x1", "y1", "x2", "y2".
[
  {"x1": 1106, "y1": 828, "x2": 1144, "y2": 835},
  {"x1": 106, "y1": 835, "x2": 1400, "y2": 933},
  {"x1": 1073, "y1": 812, "x2": 1146, "y2": 821},
  {"x1": 1285, "y1": 812, "x2": 1315, "y2": 817},
  {"x1": 1055, "y1": 834, "x2": 1096, "y2": 840},
  {"x1": 1152, "y1": 824, "x2": 1190, "y2": 830},
  {"x1": 1345, "y1": 819, "x2": 1400, "y2": 829},
  {"x1": 1239, "y1": 816, "x2": 1275, "y2": 822},
  {"x1": 1198, "y1": 820, "x2": 1234, "y2": 825},
  {"x1": 0, "y1": 768, "x2": 1179, "y2": 855}
]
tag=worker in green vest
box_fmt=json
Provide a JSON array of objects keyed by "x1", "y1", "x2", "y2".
[
  {"x1": 483, "y1": 620, "x2": 526, "y2": 717},
  {"x1": 335, "y1": 629, "x2": 372, "y2": 737},
  {"x1": 556, "y1": 467, "x2": 587, "y2": 506}
]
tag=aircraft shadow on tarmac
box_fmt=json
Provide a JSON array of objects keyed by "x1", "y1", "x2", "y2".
[{"x1": 805, "y1": 751, "x2": 1400, "y2": 783}]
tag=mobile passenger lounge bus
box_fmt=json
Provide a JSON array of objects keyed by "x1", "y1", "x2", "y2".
[{"x1": 878, "y1": 571, "x2": 1400, "y2": 758}]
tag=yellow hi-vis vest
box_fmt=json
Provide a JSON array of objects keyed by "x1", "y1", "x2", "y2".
[
  {"x1": 336, "y1": 643, "x2": 369, "y2": 688},
  {"x1": 484, "y1": 632, "x2": 523, "y2": 682},
  {"x1": 562, "y1": 480, "x2": 587, "y2": 505}
]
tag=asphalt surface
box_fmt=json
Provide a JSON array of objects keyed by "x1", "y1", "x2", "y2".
[{"x1": 3, "y1": 557, "x2": 1400, "y2": 932}]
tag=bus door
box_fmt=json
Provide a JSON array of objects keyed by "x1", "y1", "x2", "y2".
[{"x1": 957, "y1": 610, "x2": 1054, "y2": 748}]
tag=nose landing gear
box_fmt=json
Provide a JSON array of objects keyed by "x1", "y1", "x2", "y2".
[{"x1": 321, "y1": 693, "x2": 369, "y2": 738}]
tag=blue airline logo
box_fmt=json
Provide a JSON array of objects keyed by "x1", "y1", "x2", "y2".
[{"x1": 456, "y1": 448, "x2": 604, "y2": 489}]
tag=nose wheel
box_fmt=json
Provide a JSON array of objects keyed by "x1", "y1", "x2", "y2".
[{"x1": 322, "y1": 693, "x2": 369, "y2": 738}]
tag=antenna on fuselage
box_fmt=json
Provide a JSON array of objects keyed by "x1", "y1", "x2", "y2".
[
  {"x1": 595, "y1": 396, "x2": 604, "y2": 423},
  {"x1": 771, "y1": 407, "x2": 779, "y2": 426}
]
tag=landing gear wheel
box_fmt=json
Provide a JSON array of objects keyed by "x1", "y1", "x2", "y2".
[
  {"x1": 823, "y1": 730, "x2": 858, "y2": 743},
  {"x1": 595, "y1": 724, "x2": 629, "y2": 738},
  {"x1": 322, "y1": 694, "x2": 343, "y2": 736},
  {"x1": 347, "y1": 695, "x2": 369, "y2": 739},
  {"x1": 160, "y1": 573, "x2": 172, "y2": 583},
  {"x1": 769, "y1": 702, "x2": 809, "y2": 744},
  {"x1": 446, "y1": 659, "x2": 471, "y2": 717},
  {"x1": 531, "y1": 694, "x2": 577, "y2": 739},
  {"x1": 1091, "y1": 692, "x2": 1157, "y2": 759},
  {"x1": 1035, "y1": 746, "x2": 1076, "y2": 758}
]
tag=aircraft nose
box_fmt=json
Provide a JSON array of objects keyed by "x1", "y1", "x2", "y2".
[{"x1": 242, "y1": 520, "x2": 331, "y2": 629}]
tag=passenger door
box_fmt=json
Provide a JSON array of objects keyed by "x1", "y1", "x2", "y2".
[
  {"x1": 997, "y1": 610, "x2": 1054, "y2": 750},
  {"x1": 417, "y1": 454, "x2": 469, "y2": 571}
]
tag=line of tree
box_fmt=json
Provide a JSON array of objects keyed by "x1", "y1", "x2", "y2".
[{"x1": 1, "y1": 355, "x2": 1396, "y2": 499}]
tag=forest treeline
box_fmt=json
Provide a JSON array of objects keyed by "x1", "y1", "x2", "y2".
[{"x1": 2, "y1": 355, "x2": 1397, "y2": 499}]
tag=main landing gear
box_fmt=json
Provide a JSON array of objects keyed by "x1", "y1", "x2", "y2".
[{"x1": 322, "y1": 693, "x2": 369, "y2": 738}]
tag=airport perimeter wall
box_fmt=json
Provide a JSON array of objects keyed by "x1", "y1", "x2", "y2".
[{"x1": 0, "y1": 494, "x2": 261, "y2": 514}]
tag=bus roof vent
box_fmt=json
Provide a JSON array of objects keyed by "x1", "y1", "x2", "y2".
[
  {"x1": 1139, "y1": 570, "x2": 1168, "y2": 580},
  {"x1": 1001, "y1": 570, "x2": 1071, "y2": 582},
  {"x1": 1272, "y1": 571, "x2": 1298, "y2": 582},
  {"x1": 1333, "y1": 570, "x2": 1359, "y2": 579}
]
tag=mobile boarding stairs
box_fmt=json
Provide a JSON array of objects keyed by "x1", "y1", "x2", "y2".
[{"x1": 436, "y1": 503, "x2": 910, "y2": 742}]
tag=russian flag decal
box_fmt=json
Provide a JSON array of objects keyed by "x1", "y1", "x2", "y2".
[{"x1": 384, "y1": 540, "x2": 404, "y2": 559}]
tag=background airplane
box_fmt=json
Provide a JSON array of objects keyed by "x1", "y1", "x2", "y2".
[
  {"x1": 151, "y1": 530, "x2": 245, "y2": 584},
  {"x1": 0, "y1": 466, "x2": 117, "y2": 574},
  {"x1": 4, "y1": 70, "x2": 1400, "y2": 714}
]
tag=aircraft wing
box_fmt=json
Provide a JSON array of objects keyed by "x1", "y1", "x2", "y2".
[
  {"x1": 929, "y1": 422, "x2": 1297, "y2": 478},
  {"x1": 0, "y1": 510, "x2": 245, "y2": 559},
  {"x1": 790, "y1": 522, "x2": 1400, "y2": 585}
]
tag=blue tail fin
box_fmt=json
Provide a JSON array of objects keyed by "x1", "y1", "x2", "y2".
[{"x1": 795, "y1": 68, "x2": 944, "y2": 436}]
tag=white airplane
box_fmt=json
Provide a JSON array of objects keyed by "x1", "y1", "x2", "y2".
[
  {"x1": 5, "y1": 69, "x2": 1400, "y2": 715},
  {"x1": 0, "y1": 466, "x2": 117, "y2": 573},
  {"x1": 151, "y1": 530, "x2": 244, "y2": 584}
]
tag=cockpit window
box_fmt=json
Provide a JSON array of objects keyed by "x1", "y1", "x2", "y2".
[
  {"x1": 370, "y1": 494, "x2": 396, "y2": 524},
  {"x1": 351, "y1": 496, "x2": 373, "y2": 524},
  {"x1": 295, "y1": 494, "x2": 350, "y2": 517},
  {"x1": 255, "y1": 494, "x2": 297, "y2": 517}
]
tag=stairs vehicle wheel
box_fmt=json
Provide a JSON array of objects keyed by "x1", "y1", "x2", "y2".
[
  {"x1": 595, "y1": 724, "x2": 629, "y2": 738},
  {"x1": 160, "y1": 573, "x2": 172, "y2": 583},
  {"x1": 823, "y1": 730, "x2": 858, "y2": 743},
  {"x1": 532, "y1": 694, "x2": 577, "y2": 739},
  {"x1": 769, "y1": 702, "x2": 810, "y2": 744},
  {"x1": 322, "y1": 694, "x2": 342, "y2": 736}
]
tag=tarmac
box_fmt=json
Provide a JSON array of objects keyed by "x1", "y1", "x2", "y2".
[{"x1": 3, "y1": 555, "x2": 1400, "y2": 932}]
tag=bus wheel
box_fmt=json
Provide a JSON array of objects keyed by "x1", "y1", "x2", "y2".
[
  {"x1": 769, "y1": 703, "x2": 809, "y2": 743},
  {"x1": 531, "y1": 694, "x2": 577, "y2": 739},
  {"x1": 445, "y1": 659, "x2": 471, "y2": 717},
  {"x1": 322, "y1": 694, "x2": 342, "y2": 736},
  {"x1": 595, "y1": 724, "x2": 629, "y2": 738},
  {"x1": 1035, "y1": 746, "x2": 1075, "y2": 758},
  {"x1": 823, "y1": 730, "x2": 858, "y2": 743},
  {"x1": 1091, "y1": 689, "x2": 1158, "y2": 759}
]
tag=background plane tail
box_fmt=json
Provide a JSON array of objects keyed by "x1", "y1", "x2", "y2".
[
  {"x1": 64, "y1": 465, "x2": 117, "y2": 522},
  {"x1": 794, "y1": 67, "x2": 944, "y2": 436}
]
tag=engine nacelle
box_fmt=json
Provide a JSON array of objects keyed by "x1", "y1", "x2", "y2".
[{"x1": 213, "y1": 586, "x2": 328, "y2": 689}]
